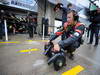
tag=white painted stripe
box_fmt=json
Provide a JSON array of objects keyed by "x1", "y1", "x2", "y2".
[
  {"x1": 33, "y1": 59, "x2": 45, "y2": 67},
  {"x1": 77, "y1": 54, "x2": 100, "y2": 66}
]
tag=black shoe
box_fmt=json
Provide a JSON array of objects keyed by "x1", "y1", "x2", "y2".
[
  {"x1": 87, "y1": 42, "x2": 92, "y2": 44},
  {"x1": 69, "y1": 53, "x2": 74, "y2": 60},
  {"x1": 0, "y1": 36, "x2": 3, "y2": 39},
  {"x1": 94, "y1": 44, "x2": 98, "y2": 47},
  {"x1": 28, "y1": 37, "x2": 33, "y2": 39}
]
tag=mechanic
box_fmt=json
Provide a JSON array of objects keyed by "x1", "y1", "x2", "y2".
[{"x1": 49, "y1": 10, "x2": 85, "y2": 59}]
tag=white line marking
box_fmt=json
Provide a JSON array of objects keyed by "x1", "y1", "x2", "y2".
[
  {"x1": 78, "y1": 54, "x2": 100, "y2": 66},
  {"x1": 33, "y1": 59, "x2": 45, "y2": 67}
]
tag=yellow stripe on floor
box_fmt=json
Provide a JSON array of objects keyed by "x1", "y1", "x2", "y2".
[
  {"x1": 62, "y1": 65, "x2": 84, "y2": 75},
  {"x1": 27, "y1": 40, "x2": 33, "y2": 42},
  {"x1": 27, "y1": 40, "x2": 48, "y2": 42},
  {"x1": 0, "y1": 41, "x2": 20, "y2": 43},
  {"x1": 19, "y1": 48, "x2": 39, "y2": 53},
  {"x1": 39, "y1": 40, "x2": 48, "y2": 42},
  {"x1": 34, "y1": 40, "x2": 48, "y2": 42},
  {"x1": 30, "y1": 49, "x2": 39, "y2": 51}
]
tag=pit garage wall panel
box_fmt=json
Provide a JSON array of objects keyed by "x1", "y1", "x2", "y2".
[{"x1": 37, "y1": 0, "x2": 62, "y2": 33}]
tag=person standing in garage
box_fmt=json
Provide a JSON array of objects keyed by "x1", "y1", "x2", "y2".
[{"x1": 27, "y1": 15, "x2": 34, "y2": 39}]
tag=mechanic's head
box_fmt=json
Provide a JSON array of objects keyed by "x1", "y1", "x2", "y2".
[
  {"x1": 67, "y1": 10, "x2": 79, "y2": 25},
  {"x1": 67, "y1": 3, "x2": 73, "y2": 8},
  {"x1": 97, "y1": 8, "x2": 100, "y2": 13}
]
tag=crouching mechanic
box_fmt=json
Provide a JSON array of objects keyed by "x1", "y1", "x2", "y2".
[{"x1": 50, "y1": 10, "x2": 85, "y2": 59}]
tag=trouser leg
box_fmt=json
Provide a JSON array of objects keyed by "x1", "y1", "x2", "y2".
[
  {"x1": 90, "y1": 30, "x2": 94, "y2": 44},
  {"x1": 28, "y1": 27, "x2": 33, "y2": 38},
  {"x1": 95, "y1": 28, "x2": 99, "y2": 45},
  {"x1": 30, "y1": 27, "x2": 33, "y2": 38}
]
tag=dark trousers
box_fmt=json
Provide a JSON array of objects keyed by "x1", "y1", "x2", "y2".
[
  {"x1": 0, "y1": 33, "x2": 3, "y2": 39},
  {"x1": 0, "y1": 28, "x2": 3, "y2": 39},
  {"x1": 64, "y1": 41, "x2": 80, "y2": 53},
  {"x1": 90, "y1": 28, "x2": 99, "y2": 45},
  {"x1": 34, "y1": 26, "x2": 37, "y2": 34},
  {"x1": 28, "y1": 26, "x2": 33, "y2": 38},
  {"x1": 61, "y1": 21, "x2": 66, "y2": 40},
  {"x1": 0, "y1": 23, "x2": 3, "y2": 39}
]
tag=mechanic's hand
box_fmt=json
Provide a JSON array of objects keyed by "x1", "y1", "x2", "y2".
[{"x1": 53, "y1": 44, "x2": 60, "y2": 52}]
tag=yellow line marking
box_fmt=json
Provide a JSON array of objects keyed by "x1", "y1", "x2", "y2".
[
  {"x1": 27, "y1": 40, "x2": 48, "y2": 42},
  {"x1": 62, "y1": 65, "x2": 84, "y2": 75},
  {"x1": 27, "y1": 40, "x2": 33, "y2": 42},
  {"x1": 0, "y1": 41, "x2": 20, "y2": 43},
  {"x1": 0, "y1": 40, "x2": 48, "y2": 44},
  {"x1": 39, "y1": 40, "x2": 48, "y2": 42},
  {"x1": 19, "y1": 48, "x2": 39, "y2": 53},
  {"x1": 34, "y1": 40, "x2": 48, "y2": 42}
]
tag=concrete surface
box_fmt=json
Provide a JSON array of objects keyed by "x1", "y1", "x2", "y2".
[{"x1": 0, "y1": 34, "x2": 100, "y2": 75}]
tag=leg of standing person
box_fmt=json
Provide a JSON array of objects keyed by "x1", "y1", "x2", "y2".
[
  {"x1": 34, "y1": 26, "x2": 36, "y2": 34},
  {"x1": 32, "y1": 27, "x2": 34, "y2": 37},
  {"x1": 0, "y1": 29, "x2": 3, "y2": 39},
  {"x1": 94, "y1": 28, "x2": 99, "y2": 46},
  {"x1": 30, "y1": 27, "x2": 33, "y2": 38},
  {"x1": 0, "y1": 32, "x2": 3, "y2": 39},
  {"x1": 87, "y1": 28, "x2": 90, "y2": 38},
  {"x1": 0, "y1": 23, "x2": 3, "y2": 40},
  {"x1": 28, "y1": 26, "x2": 31, "y2": 38},
  {"x1": 89, "y1": 30, "x2": 94, "y2": 44}
]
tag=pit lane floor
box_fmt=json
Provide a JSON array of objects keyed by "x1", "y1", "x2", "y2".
[{"x1": 0, "y1": 34, "x2": 100, "y2": 75}]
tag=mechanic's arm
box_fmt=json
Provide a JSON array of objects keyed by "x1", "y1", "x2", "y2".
[
  {"x1": 58, "y1": 25, "x2": 85, "y2": 49},
  {"x1": 49, "y1": 27, "x2": 64, "y2": 41}
]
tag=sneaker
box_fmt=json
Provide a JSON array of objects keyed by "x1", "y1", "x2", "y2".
[
  {"x1": 0, "y1": 36, "x2": 3, "y2": 39},
  {"x1": 94, "y1": 44, "x2": 98, "y2": 47},
  {"x1": 87, "y1": 42, "x2": 92, "y2": 44},
  {"x1": 69, "y1": 53, "x2": 74, "y2": 60}
]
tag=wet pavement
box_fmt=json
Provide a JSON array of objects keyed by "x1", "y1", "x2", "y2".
[{"x1": 0, "y1": 34, "x2": 100, "y2": 75}]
